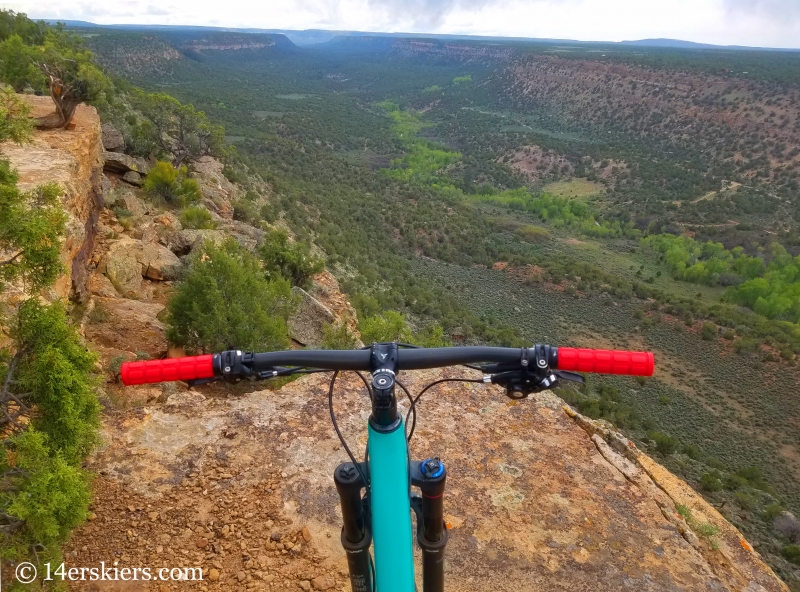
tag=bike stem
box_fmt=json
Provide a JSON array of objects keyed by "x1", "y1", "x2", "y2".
[{"x1": 369, "y1": 342, "x2": 400, "y2": 430}]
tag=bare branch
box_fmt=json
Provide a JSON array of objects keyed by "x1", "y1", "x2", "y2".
[{"x1": 0, "y1": 250, "x2": 24, "y2": 266}]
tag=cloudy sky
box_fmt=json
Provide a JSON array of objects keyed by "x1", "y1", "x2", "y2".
[{"x1": 4, "y1": 0, "x2": 800, "y2": 48}]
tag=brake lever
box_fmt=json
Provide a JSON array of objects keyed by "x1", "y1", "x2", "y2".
[
  {"x1": 487, "y1": 367, "x2": 584, "y2": 400},
  {"x1": 553, "y1": 370, "x2": 585, "y2": 384}
]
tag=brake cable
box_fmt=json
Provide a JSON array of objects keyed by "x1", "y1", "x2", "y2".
[
  {"x1": 406, "y1": 377, "x2": 484, "y2": 442},
  {"x1": 327, "y1": 371, "x2": 369, "y2": 487}
]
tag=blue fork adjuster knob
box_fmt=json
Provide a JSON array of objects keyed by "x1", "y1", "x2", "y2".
[{"x1": 421, "y1": 457, "x2": 445, "y2": 479}]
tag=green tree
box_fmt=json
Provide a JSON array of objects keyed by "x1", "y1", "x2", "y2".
[
  {"x1": 131, "y1": 90, "x2": 224, "y2": 166},
  {"x1": 167, "y1": 239, "x2": 295, "y2": 353},
  {"x1": 7, "y1": 301, "x2": 100, "y2": 463},
  {"x1": 0, "y1": 11, "x2": 113, "y2": 127},
  {"x1": 0, "y1": 34, "x2": 44, "y2": 91},
  {"x1": 1, "y1": 430, "x2": 91, "y2": 559},
  {"x1": 0, "y1": 85, "x2": 34, "y2": 142},
  {"x1": 258, "y1": 228, "x2": 324, "y2": 289}
]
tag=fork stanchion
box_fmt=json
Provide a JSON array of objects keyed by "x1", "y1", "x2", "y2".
[
  {"x1": 411, "y1": 458, "x2": 448, "y2": 592},
  {"x1": 334, "y1": 462, "x2": 373, "y2": 592}
]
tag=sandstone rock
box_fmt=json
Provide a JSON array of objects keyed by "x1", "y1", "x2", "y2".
[
  {"x1": 154, "y1": 212, "x2": 182, "y2": 231},
  {"x1": 299, "y1": 581, "x2": 311, "y2": 591},
  {"x1": 311, "y1": 575, "x2": 334, "y2": 591},
  {"x1": 103, "y1": 238, "x2": 144, "y2": 295},
  {"x1": 103, "y1": 151, "x2": 151, "y2": 175},
  {"x1": 116, "y1": 190, "x2": 149, "y2": 219},
  {"x1": 310, "y1": 270, "x2": 361, "y2": 341},
  {"x1": 122, "y1": 170, "x2": 143, "y2": 187},
  {"x1": 133, "y1": 222, "x2": 163, "y2": 245},
  {"x1": 164, "y1": 391, "x2": 207, "y2": 411},
  {"x1": 287, "y1": 287, "x2": 336, "y2": 347},
  {"x1": 83, "y1": 297, "x2": 166, "y2": 357},
  {"x1": 164, "y1": 229, "x2": 227, "y2": 255},
  {"x1": 190, "y1": 155, "x2": 239, "y2": 220},
  {"x1": 63, "y1": 367, "x2": 789, "y2": 592},
  {"x1": 101, "y1": 173, "x2": 113, "y2": 196},
  {"x1": 101, "y1": 123, "x2": 125, "y2": 152},
  {"x1": 218, "y1": 220, "x2": 266, "y2": 252},
  {"x1": 88, "y1": 272, "x2": 120, "y2": 298},
  {"x1": 1, "y1": 96, "x2": 103, "y2": 302},
  {"x1": 140, "y1": 243, "x2": 182, "y2": 281}
]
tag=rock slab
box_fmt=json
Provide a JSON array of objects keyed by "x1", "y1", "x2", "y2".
[{"x1": 287, "y1": 286, "x2": 336, "y2": 346}]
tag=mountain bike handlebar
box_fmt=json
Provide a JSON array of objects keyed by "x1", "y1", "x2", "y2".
[{"x1": 120, "y1": 346, "x2": 654, "y2": 386}]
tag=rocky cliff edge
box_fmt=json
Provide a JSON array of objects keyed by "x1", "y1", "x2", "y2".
[{"x1": 68, "y1": 371, "x2": 787, "y2": 592}]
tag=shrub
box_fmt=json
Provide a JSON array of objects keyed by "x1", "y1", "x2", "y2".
[
  {"x1": 179, "y1": 205, "x2": 217, "y2": 230},
  {"x1": 681, "y1": 444, "x2": 700, "y2": 459},
  {"x1": 734, "y1": 337, "x2": 759, "y2": 354},
  {"x1": 734, "y1": 492, "x2": 755, "y2": 510},
  {"x1": 143, "y1": 161, "x2": 202, "y2": 206},
  {"x1": 515, "y1": 225, "x2": 549, "y2": 242},
  {"x1": 676, "y1": 504, "x2": 719, "y2": 541},
  {"x1": 700, "y1": 473, "x2": 723, "y2": 492},
  {"x1": 233, "y1": 199, "x2": 259, "y2": 225},
  {"x1": 0, "y1": 164, "x2": 65, "y2": 292},
  {"x1": 723, "y1": 473, "x2": 748, "y2": 491},
  {"x1": 107, "y1": 354, "x2": 126, "y2": 381},
  {"x1": 258, "y1": 228, "x2": 324, "y2": 289},
  {"x1": 166, "y1": 238, "x2": 294, "y2": 353},
  {"x1": 359, "y1": 311, "x2": 412, "y2": 344},
  {"x1": 413, "y1": 323, "x2": 450, "y2": 347},
  {"x1": 1, "y1": 430, "x2": 92, "y2": 557},
  {"x1": 701, "y1": 322, "x2": 716, "y2": 340},
  {"x1": 9, "y1": 301, "x2": 100, "y2": 464},
  {"x1": 647, "y1": 430, "x2": 679, "y2": 455},
  {"x1": 2, "y1": 301, "x2": 99, "y2": 558},
  {"x1": 782, "y1": 544, "x2": 800, "y2": 565},
  {"x1": 322, "y1": 322, "x2": 360, "y2": 350},
  {"x1": 765, "y1": 503, "x2": 786, "y2": 520}
]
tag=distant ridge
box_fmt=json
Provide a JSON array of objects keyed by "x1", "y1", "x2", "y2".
[{"x1": 48, "y1": 20, "x2": 800, "y2": 51}]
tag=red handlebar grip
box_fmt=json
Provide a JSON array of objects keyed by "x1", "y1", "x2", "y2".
[
  {"x1": 557, "y1": 348, "x2": 654, "y2": 376},
  {"x1": 121, "y1": 355, "x2": 215, "y2": 385}
]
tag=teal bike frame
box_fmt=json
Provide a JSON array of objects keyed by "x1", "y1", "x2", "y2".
[{"x1": 368, "y1": 420, "x2": 416, "y2": 591}]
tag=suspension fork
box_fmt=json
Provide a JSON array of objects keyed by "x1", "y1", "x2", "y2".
[
  {"x1": 411, "y1": 459, "x2": 448, "y2": 592},
  {"x1": 334, "y1": 462, "x2": 373, "y2": 592}
]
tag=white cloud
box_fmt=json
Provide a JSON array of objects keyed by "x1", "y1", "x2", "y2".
[{"x1": 3, "y1": 0, "x2": 800, "y2": 47}]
